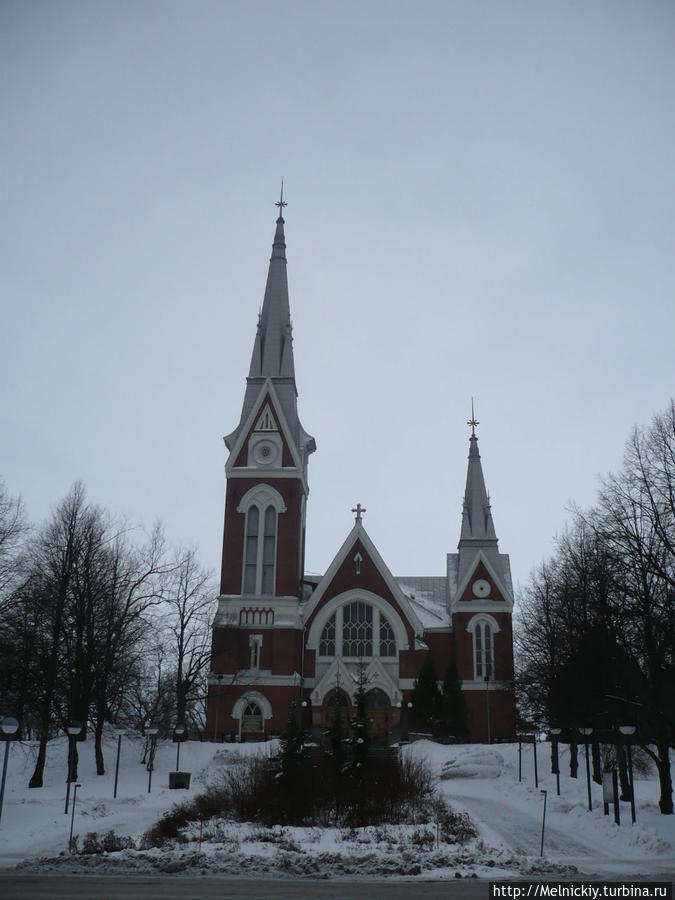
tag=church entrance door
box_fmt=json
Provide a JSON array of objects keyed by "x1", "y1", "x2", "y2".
[
  {"x1": 324, "y1": 689, "x2": 351, "y2": 731},
  {"x1": 365, "y1": 689, "x2": 390, "y2": 744}
]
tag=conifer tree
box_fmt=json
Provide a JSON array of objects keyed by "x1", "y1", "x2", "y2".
[
  {"x1": 441, "y1": 662, "x2": 469, "y2": 739},
  {"x1": 411, "y1": 655, "x2": 440, "y2": 731}
]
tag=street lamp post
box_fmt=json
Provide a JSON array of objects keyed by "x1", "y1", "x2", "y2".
[
  {"x1": 550, "y1": 727, "x2": 562, "y2": 796},
  {"x1": 484, "y1": 675, "x2": 491, "y2": 744},
  {"x1": 68, "y1": 782, "x2": 82, "y2": 852},
  {"x1": 146, "y1": 724, "x2": 159, "y2": 793},
  {"x1": 213, "y1": 674, "x2": 224, "y2": 741},
  {"x1": 64, "y1": 722, "x2": 81, "y2": 815},
  {"x1": 0, "y1": 717, "x2": 19, "y2": 824},
  {"x1": 113, "y1": 726, "x2": 125, "y2": 799},
  {"x1": 619, "y1": 725, "x2": 637, "y2": 824},
  {"x1": 174, "y1": 724, "x2": 185, "y2": 771},
  {"x1": 579, "y1": 727, "x2": 593, "y2": 812}
]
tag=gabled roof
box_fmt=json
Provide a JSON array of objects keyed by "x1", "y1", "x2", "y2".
[
  {"x1": 303, "y1": 520, "x2": 425, "y2": 636},
  {"x1": 448, "y1": 548, "x2": 514, "y2": 610},
  {"x1": 224, "y1": 377, "x2": 308, "y2": 488}
]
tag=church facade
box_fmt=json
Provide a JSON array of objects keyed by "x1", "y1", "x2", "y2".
[{"x1": 206, "y1": 205, "x2": 516, "y2": 744}]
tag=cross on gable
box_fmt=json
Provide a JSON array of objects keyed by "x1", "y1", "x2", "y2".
[{"x1": 352, "y1": 503, "x2": 366, "y2": 523}]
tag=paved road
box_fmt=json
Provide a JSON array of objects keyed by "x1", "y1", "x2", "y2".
[{"x1": 0, "y1": 874, "x2": 490, "y2": 900}]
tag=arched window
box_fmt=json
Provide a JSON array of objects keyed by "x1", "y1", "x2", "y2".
[
  {"x1": 261, "y1": 505, "x2": 276, "y2": 593},
  {"x1": 238, "y1": 485, "x2": 285, "y2": 596},
  {"x1": 243, "y1": 506, "x2": 259, "y2": 593},
  {"x1": 317, "y1": 601, "x2": 398, "y2": 660},
  {"x1": 342, "y1": 601, "x2": 373, "y2": 658},
  {"x1": 474, "y1": 621, "x2": 494, "y2": 679},
  {"x1": 242, "y1": 503, "x2": 277, "y2": 595},
  {"x1": 319, "y1": 613, "x2": 336, "y2": 657},
  {"x1": 379, "y1": 613, "x2": 396, "y2": 657}
]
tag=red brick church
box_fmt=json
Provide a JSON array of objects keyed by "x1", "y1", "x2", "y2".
[{"x1": 206, "y1": 200, "x2": 516, "y2": 744}]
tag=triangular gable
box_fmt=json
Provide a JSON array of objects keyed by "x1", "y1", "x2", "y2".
[
  {"x1": 255, "y1": 403, "x2": 278, "y2": 432},
  {"x1": 225, "y1": 378, "x2": 306, "y2": 481},
  {"x1": 451, "y1": 549, "x2": 514, "y2": 610},
  {"x1": 364, "y1": 657, "x2": 401, "y2": 704},
  {"x1": 311, "y1": 657, "x2": 356, "y2": 706},
  {"x1": 304, "y1": 521, "x2": 424, "y2": 636}
]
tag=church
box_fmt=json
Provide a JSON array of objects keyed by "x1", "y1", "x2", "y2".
[{"x1": 206, "y1": 200, "x2": 516, "y2": 745}]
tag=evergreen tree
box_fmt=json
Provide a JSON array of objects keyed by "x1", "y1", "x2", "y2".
[
  {"x1": 411, "y1": 655, "x2": 440, "y2": 731},
  {"x1": 441, "y1": 662, "x2": 469, "y2": 739},
  {"x1": 351, "y1": 660, "x2": 370, "y2": 773}
]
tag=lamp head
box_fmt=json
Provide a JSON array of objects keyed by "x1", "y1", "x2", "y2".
[{"x1": 1, "y1": 717, "x2": 19, "y2": 736}]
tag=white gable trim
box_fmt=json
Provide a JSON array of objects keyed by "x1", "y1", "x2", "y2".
[
  {"x1": 225, "y1": 378, "x2": 307, "y2": 488},
  {"x1": 451, "y1": 550, "x2": 514, "y2": 611},
  {"x1": 303, "y1": 522, "x2": 424, "y2": 635},
  {"x1": 311, "y1": 658, "x2": 355, "y2": 706}
]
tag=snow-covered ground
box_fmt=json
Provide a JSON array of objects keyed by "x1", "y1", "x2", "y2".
[{"x1": 0, "y1": 731, "x2": 672, "y2": 880}]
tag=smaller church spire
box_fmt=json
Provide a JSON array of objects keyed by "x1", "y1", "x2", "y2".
[{"x1": 459, "y1": 401, "x2": 498, "y2": 546}]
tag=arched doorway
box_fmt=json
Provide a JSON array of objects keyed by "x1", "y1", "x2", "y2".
[
  {"x1": 241, "y1": 700, "x2": 263, "y2": 737},
  {"x1": 365, "y1": 689, "x2": 390, "y2": 744},
  {"x1": 324, "y1": 689, "x2": 351, "y2": 730}
]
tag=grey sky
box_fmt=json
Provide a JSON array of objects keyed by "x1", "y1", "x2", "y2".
[{"x1": 1, "y1": 1, "x2": 673, "y2": 592}]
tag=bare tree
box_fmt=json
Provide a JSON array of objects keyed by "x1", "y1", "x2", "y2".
[{"x1": 162, "y1": 548, "x2": 215, "y2": 732}]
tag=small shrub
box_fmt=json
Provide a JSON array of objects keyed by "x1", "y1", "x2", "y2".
[{"x1": 80, "y1": 830, "x2": 136, "y2": 855}]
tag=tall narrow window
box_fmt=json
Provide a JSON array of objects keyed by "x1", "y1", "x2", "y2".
[
  {"x1": 261, "y1": 505, "x2": 276, "y2": 594},
  {"x1": 379, "y1": 613, "x2": 396, "y2": 657},
  {"x1": 243, "y1": 506, "x2": 259, "y2": 593},
  {"x1": 319, "y1": 613, "x2": 336, "y2": 657},
  {"x1": 474, "y1": 622, "x2": 493, "y2": 679}
]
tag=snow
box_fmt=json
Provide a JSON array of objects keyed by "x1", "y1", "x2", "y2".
[{"x1": 0, "y1": 731, "x2": 673, "y2": 881}]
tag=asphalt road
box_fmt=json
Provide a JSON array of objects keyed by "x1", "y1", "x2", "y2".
[{"x1": 0, "y1": 874, "x2": 490, "y2": 899}]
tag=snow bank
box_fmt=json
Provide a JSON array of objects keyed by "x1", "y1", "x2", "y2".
[{"x1": 440, "y1": 748, "x2": 504, "y2": 779}]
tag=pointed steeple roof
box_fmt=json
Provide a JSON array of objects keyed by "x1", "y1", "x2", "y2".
[
  {"x1": 248, "y1": 206, "x2": 295, "y2": 380},
  {"x1": 225, "y1": 192, "x2": 315, "y2": 468},
  {"x1": 448, "y1": 404, "x2": 514, "y2": 606},
  {"x1": 459, "y1": 430, "x2": 498, "y2": 546}
]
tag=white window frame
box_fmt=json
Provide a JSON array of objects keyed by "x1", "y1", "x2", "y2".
[
  {"x1": 249, "y1": 634, "x2": 262, "y2": 670},
  {"x1": 466, "y1": 613, "x2": 500, "y2": 680},
  {"x1": 237, "y1": 485, "x2": 286, "y2": 596}
]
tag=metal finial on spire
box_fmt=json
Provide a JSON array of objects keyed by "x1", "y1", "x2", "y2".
[
  {"x1": 467, "y1": 398, "x2": 479, "y2": 437},
  {"x1": 275, "y1": 180, "x2": 287, "y2": 218}
]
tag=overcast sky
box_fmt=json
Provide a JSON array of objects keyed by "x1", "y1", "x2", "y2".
[{"x1": 1, "y1": 1, "x2": 673, "y2": 593}]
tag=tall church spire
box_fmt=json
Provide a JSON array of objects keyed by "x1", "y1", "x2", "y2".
[
  {"x1": 225, "y1": 193, "x2": 315, "y2": 465},
  {"x1": 459, "y1": 403, "x2": 498, "y2": 547},
  {"x1": 248, "y1": 187, "x2": 295, "y2": 380}
]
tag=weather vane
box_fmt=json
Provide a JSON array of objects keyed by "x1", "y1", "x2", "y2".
[
  {"x1": 275, "y1": 180, "x2": 287, "y2": 217},
  {"x1": 467, "y1": 398, "x2": 479, "y2": 437}
]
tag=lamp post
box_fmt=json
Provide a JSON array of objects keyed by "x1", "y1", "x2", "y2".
[
  {"x1": 550, "y1": 727, "x2": 562, "y2": 796},
  {"x1": 64, "y1": 722, "x2": 81, "y2": 815},
  {"x1": 484, "y1": 675, "x2": 491, "y2": 744},
  {"x1": 579, "y1": 727, "x2": 593, "y2": 812},
  {"x1": 146, "y1": 724, "x2": 159, "y2": 793},
  {"x1": 619, "y1": 725, "x2": 637, "y2": 824},
  {"x1": 113, "y1": 726, "x2": 125, "y2": 799},
  {"x1": 213, "y1": 674, "x2": 224, "y2": 741},
  {"x1": 68, "y1": 782, "x2": 82, "y2": 852},
  {"x1": 0, "y1": 717, "x2": 19, "y2": 824},
  {"x1": 174, "y1": 724, "x2": 185, "y2": 771}
]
